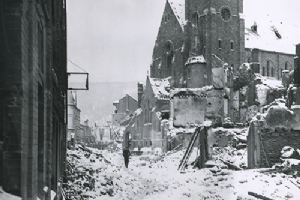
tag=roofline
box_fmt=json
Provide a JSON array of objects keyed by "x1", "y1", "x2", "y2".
[
  {"x1": 245, "y1": 47, "x2": 296, "y2": 57},
  {"x1": 166, "y1": 0, "x2": 185, "y2": 31}
]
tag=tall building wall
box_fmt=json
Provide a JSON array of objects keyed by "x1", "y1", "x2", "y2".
[{"x1": 0, "y1": 0, "x2": 67, "y2": 199}]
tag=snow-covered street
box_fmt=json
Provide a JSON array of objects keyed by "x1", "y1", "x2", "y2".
[{"x1": 64, "y1": 140, "x2": 300, "y2": 200}]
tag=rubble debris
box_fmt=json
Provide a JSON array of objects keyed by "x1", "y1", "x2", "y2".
[
  {"x1": 219, "y1": 159, "x2": 242, "y2": 171},
  {"x1": 248, "y1": 191, "x2": 274, "y2": 200}
]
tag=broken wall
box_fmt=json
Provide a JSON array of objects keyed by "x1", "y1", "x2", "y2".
[
  {"x1": 172, "y1": 91, "x2": 207, "y2": 127},
  {"x1": 248, "y1": 104, "x2": 300, "y2": 168},
  {"x1": 187, "y1": 63, "x2": 208, "y2": 88}
]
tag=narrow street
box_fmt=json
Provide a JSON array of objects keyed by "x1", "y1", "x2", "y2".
[
  {"x1": 65, "y1": 135, "x2": 300, "y2": 200},
  {"x1": 1, "y1": 1, "x2": 300, "y2": 200}
]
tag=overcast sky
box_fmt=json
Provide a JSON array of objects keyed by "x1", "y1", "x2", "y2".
[{"x1": 66, "y1": 0, "x2": 300, "y2": 83}]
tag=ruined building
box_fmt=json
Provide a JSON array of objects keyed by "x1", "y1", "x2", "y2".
[
  {"x1": 247, "y1": 44, "x2": 300, "y2": 168},
  {"x1": 0, "y1": 1, "x2": 67, "y2": 199},
  {"x1": 121, "y1": 0, "x2": 299, "y2": 151},
  {"x1": 151, "y1": 0, "x2": 297, "y2": 86},
  {"x1": 112, "y1": 94, "x2": 138, "y2": 125}
]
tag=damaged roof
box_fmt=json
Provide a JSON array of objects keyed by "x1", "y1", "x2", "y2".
[
  {"x1": 245, "y1": 20, "x2": 300, "y2": 55},
  {"x1": 167, "y1": 0, "x2": 185, "y2": 29},
  {"x1": 149, "y1": 77, "x2": 171, "y2": 100}
]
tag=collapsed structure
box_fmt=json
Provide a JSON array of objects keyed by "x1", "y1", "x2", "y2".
[
  {"x1": 247, "y1": 44, "x2": 300, "y2": 168},
  {"x1": 117, "y1": 0, "x2": 300, "y2": 159}
]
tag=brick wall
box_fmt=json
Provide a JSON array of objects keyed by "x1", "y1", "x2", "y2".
[
  {"x1": 248, "y1": 121, "x2": 300, "y2": 168},
  {"x1": 260, "y1": 128, "x2": 300, "y2": 167},
  {"x1": 0, "y1": 0, "x2": 67, "y2": 199},
  {"x1": 246, "y1": 48, "x2": 295, "y2": 80},
  {"x1": 151, "y1": 1, "x2": 185, "y2": 83}
]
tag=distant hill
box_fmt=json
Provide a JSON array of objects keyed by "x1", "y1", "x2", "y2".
[{"x1": 74, "y1": 82, "x2": 138, "y2": 126}]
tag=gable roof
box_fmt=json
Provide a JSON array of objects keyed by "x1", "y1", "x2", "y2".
[
  {"x1": 149, "y1": 77, "x2": 171, "y2": 100},
  {"x1": 167, "y1": 0, "x2": 185, "y2": 29},
  {"x1": 245, "y1": 21, "x2": 300, "y2": 55}
]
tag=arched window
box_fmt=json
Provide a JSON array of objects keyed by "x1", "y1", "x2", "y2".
[
  {"x1": 194, "y1": 36, "x2": 199, "y2": 49},
  {"x1": 218, "y1": 39, "x2": 222, "y2": 49},
  {"x1": 192, "y1": 12, "x2": 199, "y2": 27},
  {"x1": 266, "y1": 61, "x2": 270, "y2": 76},
  {"x1": 285, "y1": 62, "x2": 289, "y2": 70},
  {"x1": 262, "y1": 67, "x2": 266, "y2": 76},
  {"x1": 164, "y1": 41, "x2": 174, "y2": 76},
  {"x1": 230, "y1": 40, "x2": 234, "y2": 50}
]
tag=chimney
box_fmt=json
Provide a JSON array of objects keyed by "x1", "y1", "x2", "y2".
[{"x1": 137, "y1": 82, "x2": 144, "y2": 108}]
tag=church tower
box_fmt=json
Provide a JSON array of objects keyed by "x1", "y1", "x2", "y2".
[{"x1": 185, "y1": 0, "x2": 245, "y2": 83}]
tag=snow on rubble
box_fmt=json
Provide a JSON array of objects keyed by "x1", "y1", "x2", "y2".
[
  {"x1": 64, "y1": 126, "x2": 300, "y2": 200},
  {"x1": 149, "y1": 77, "x2": 171, "y2": 100}
]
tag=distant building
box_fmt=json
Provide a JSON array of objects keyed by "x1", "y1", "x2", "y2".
[
  {"x1": 112, "y1": 94, "x2": 138, "y2": 125},
  {"x1": 125, "y1": 76, "x2": 171, "y2": 151},
  {"x1": 99, "y1": 126, "x2": 112, "y2": 143},
  {"x1": 245, "y1": 22, "x2": 296, "y2": 79},
  {"x1": 67, "y1": 91, "x2": 81, "y2": 142},
  {"x1": 0, "y1": 1, "x2": 67, "y2": 199},
  {"x1": 77, "y1": 120, "x2": 95, "y2": 144}
]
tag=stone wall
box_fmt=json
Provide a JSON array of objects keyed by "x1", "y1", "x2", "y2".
[
  {"x1": 172, "y1": 91, "x2": 207, "y2": 127},
  {"x1": 187, "y1": 63, "x2": 207, "y2": 88},
  {"x1": 151, "y1": 1, "x2": 184, "y2": 80},
  {"x1": 248, "y1": 104, "x2": 300, "y2": 168},
  {"x1": 0, "y1": 0, "x2": 67, "y2": 199},
  {"x1": 246, "y1": 48, "x2": 294, "y2": 80}
]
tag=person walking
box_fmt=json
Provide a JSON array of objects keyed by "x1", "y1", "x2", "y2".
[{"x1": 122, "y1": 131, "x2": 130, "y2": 168}]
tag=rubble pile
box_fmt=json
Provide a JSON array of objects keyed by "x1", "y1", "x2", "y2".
[
  {"x1": 208, "y1": 128, "x2": 248, "y2": 170},
  {"x1": 64, "y1": 145, "x2": 114, "y2": 199},
  {"x1": 273, "y1": 146, "x2": 300, "y2": 176},
  {"x1": 64, "y1": 145, "x2": 167, "y2": 200}
]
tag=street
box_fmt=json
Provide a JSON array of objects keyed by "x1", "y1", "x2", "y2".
[{"x1": 65, "y1": 139, "x2": 300, "y2": 200}]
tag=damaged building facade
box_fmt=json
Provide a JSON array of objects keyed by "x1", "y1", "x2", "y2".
[
  {"x1": 149, "y1": 0, "x2": 298, "y2": 123},
  {"x1": 0, "y1": 0, "x2": 68, "y2": 199},
  {"x1": 247, "y1": 44, "x2": 300, "y2": 168},
  {"x1": 123, "y1": 0, "x2": 299, "y2": 152},
  {"x1": 151, "y1": 0, "x2": 296, "y2": 85},
  {"x1": 123, "y1": 77, "x2": 171, "y2": 151},
  {"x1": 112, "y1": 94, "x2": 138, "y2": 125}
]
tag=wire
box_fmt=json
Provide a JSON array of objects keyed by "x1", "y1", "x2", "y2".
[{"x1": 68, "y1": 59, "x2": 87, "y2": 72}]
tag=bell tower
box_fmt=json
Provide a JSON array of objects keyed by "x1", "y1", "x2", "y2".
[{"x1": 185, "y1": 0, "x2": 245, "y2": 78}]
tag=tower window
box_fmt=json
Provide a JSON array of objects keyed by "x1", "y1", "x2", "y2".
[
  {"x1": 221, "y1": 7, "x2": 231, "y2": 21},
  {"x1": 194, "y1": 36, "x2": 199, "y2": 49},
  {"x1": 218, "y1": 39, "x2": 222, "y2": 49},
  {"x1": 230, "y1": 40, "x2": 234, "y2": 50},
  {"x1": 192, "y1": 12, "x2": 199, "y2": 27}
]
